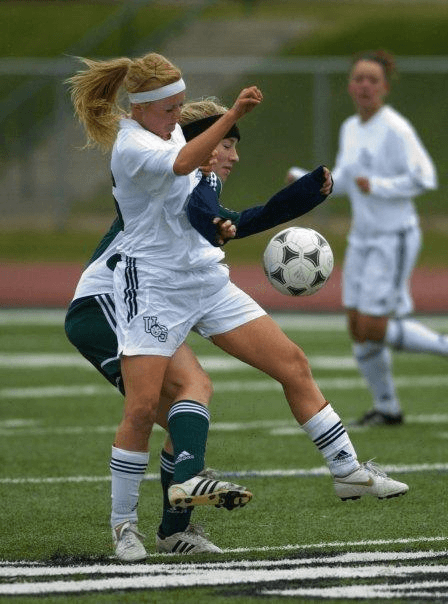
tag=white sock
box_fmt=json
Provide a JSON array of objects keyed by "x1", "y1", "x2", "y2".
[
  {"x1": 386, "y1": 318, "x2": 448, "y2": 356},
  {"x1": 110, "y1": 446, "x2": 149, "y2": 528},
  {"x1": 302, "y1": 404, "x2": 359, "y2": 477},
  {"x1": 353, "y1": 341, "x2": 401, "y2": 416}
]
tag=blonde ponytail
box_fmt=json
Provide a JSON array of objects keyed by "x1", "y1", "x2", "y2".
[{"x1": 67, "y1": 52, "x2": 182, "y2": 150}]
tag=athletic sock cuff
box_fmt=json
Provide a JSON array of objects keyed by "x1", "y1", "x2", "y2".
[{"x1": 168, "y1": 400, "x2": 210, "y2": 423}]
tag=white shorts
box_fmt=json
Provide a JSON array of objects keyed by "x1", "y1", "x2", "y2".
[
  {"x1": 114, "y1": 258, "x2": 266, "y2": 356},
  {"x1": 342, "y1": 226, "x2": 421, "y2": 317}
]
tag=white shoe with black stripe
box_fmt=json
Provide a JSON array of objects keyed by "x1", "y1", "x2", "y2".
[
  {"x1": 168, "y1": 469, "x2": 252, "y2": 510},
  {"x1": 156, "y1": 524, "x2": 222, "y2": 554}
]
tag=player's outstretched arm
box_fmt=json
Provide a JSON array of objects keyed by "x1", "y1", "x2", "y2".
[
  {"x1": 187, "y1": 166, "x2": 332, "y2": 246},
  {"x1": 232, "y1": 165, "x2": 332, "y2": 239}
]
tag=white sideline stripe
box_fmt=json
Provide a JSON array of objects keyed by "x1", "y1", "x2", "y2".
[
  {"x1": 2, "y1": 309, "x2": 448, "y2": 331},
  {"x1": 0, "y1": 309, "x2": 67, "y2": 325},
  {"x1": 0, "y1": 548, "x2": 446, "y2": 577},
  {"x1": 1, "y1": 414, "x2": 448, "y2": 437},
  {"x1": 2, "y1": 374, "x2": 448, "y2": 399},
  {"x1": 0, "y1": 539, "x2": 446, "y2": 567},
  {"x1": 1, "y1": 462, "x2": 447, "y2": 485},
  {"x1": 1, "y1": 539, "x2": 447, "y2": 597},
  {"x1": 263, "y1": 581, "x2": 448, "y2": 600},
  {"x1": 0, "y1": 353, "x2": 356, "y2": 370},
  {"x1": 1, "y1": 562, "x2": 447, "y2": 596}
]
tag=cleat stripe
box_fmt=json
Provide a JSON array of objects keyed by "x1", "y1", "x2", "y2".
[
  {"x1": 191, "y1": 479, "x2": 208, "y2": 496},
  {"x1": 205, "y1": 480, "x2": 220, "y2": 494},
  {"x1": 199, "y1": 479, "x2": 214, "y2": 495}
]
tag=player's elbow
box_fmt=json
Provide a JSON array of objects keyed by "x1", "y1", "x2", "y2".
[{"x1": 172, "y1": 158, "x2": 192, "y2": 176}]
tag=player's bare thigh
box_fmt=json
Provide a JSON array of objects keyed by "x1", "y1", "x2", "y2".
[
  {"x1": 347, "y1": 308, "x2": 388, "y2": 342},
  {"x1": 211, "y1": 315, "x2": 311, "y2": 382},
  {"x1": 211, "y1": 315, "x2": 326, "y2": 423}
]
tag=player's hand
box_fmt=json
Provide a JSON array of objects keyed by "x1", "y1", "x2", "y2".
[
  {"x1": 355, "y1": 176, "x2": 370, "y2": 193},
  {"x1": 200, "y1": 150, "x2": 218, "y2": 175},
  {"x1": 213, "y1": 217, "x2": 236, "y2": 245},
  {"x1": 320, "y1": 166, "x2": 333, "y2": 195},
  {"x1": 231, "y1": 86, "x2": 263, "y2": 119}
]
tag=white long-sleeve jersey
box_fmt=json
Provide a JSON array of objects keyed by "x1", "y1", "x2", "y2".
[{"x1": 331, "y1": 105, "x2": 437, "y2": 237}]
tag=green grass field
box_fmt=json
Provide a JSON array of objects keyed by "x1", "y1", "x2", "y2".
[{"x1": 1, "y1": 310, "x2": 447, "y2": 602}]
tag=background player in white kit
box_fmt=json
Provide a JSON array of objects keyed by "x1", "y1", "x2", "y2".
[
  {"x1": 68, "y1": 50, "x2": 408, "y2": 562},
  {"x1": 287, "y1": 49, "x2": 446, "y2": 426}
]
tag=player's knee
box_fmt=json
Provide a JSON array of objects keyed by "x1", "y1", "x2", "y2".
[
  {"x1": 183, "y1": 369, "x2": 214, "y2": 404},
  {"x1": 162, "y1": 367, "x2": 213, "y2": 405},
  {"x1": 285, "y1": 345, "x2": 313, "y2": 381},
  {"x1": 124, "y1": 398, "x2": 158, "y2": 433}
]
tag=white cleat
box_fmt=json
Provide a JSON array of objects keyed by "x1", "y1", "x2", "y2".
[
  {"x1": 112, "y1": 521, "x2": 147, "y2": 562},
  {"x1": 168, "y1": 470, "x2": 252, "y2": 510},
  {"x1": 156, "y1": 524, "x2": 223, "y2": 554},
  {"x1": 334, "y1": 461, "x2": 409, "y2": 501}
]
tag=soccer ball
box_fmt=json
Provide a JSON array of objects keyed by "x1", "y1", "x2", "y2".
[{"x1": 263, "y1": 227, "x2": 334, "y2": 296}]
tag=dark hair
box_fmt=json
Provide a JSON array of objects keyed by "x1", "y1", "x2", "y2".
[
  {"x1": 181, "y1": 115, "x2": 240, "y2": 143},
  {"x1": 352, "y1": 49, "x2": 396, "y2": 83}
]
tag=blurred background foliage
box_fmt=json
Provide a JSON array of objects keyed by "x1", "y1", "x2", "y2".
[{"x1": 1, "y1": 0, "x2": 447, "y2": 266}]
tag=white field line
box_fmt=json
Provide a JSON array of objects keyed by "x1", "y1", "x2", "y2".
[
  {"x1": 1, "y1": 413, "x2": 448, "y2": 438},
  {"x1": 263, "y1": 581, "x2": 448, "y2": 600},
  {"x1": 0, "y1": 547, "x2": 446, "y2": 576},
  {"x1": 1, "y1": 538, "x2": 447, "y2": 597},
  {"x1": 0, "y1": 353, "x2": 356, "y2": 371},
  {"x1": 1, "y1": 561, "x2": 447, "y2": 596},
  {"x1": 2, "y1": 374, "x2": 448, "y2": 400},
  {"x1": 2, "y1": 309, "x2": 448, "y2": 331},
  {"x1": 1, "y1": 538, "x2": 446, "y2": 567},
  {"x1": 1, "y1": 462, "x2": 447, "y2": 485}
]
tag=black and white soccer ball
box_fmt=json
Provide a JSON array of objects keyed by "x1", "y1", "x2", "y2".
[{"x1": 263, "y1": 227, "x2": 334, "y2": 296}]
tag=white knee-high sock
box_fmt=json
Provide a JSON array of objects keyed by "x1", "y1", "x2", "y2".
[
  {"x1": 386, "y1": 318, "x2": 448, "y2": 356},
  {"x1": 352, "y1": 341, "x2": 401, "y2": 416},
  {"x1": 302, "y1": 404, "x2": 359, "y2": 477},
  {"x1": 110, "y1": 446, "x2": 149, "y2": 528}
]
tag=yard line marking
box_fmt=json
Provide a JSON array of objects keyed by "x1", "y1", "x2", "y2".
[
  {"x1": 223, "y1": 536, "x2": 448, "y2": 555},
  {"x1": 0, "y1": 353, "x2": 356, "y2": 370},
  {"x1": 1, "y1": 560, "x2": 447, "y2": 596},
  {"x1": 0, "y1": 309, "x2": 66, "y2": 326},
  {"x1": 2, "y1": 374, "x2": 448, "y2": 400},
  {"x1": 1, "y1": 462, "x2": 447, "y2": 485},
  {"x1": 0, "y1": 354, "x2": 95, "y2": 369},
  {"x1": 1, "y1": 548, "x2": 446, "y2": 577},
  {"x1": 1, "y1": 538, "x2": 446, "y2": 567},
  {"x1": 2, "y1": 415, "x2": 448, "y2": 438},
  {"x1": 263, "y1": 580, "x2": 448, "y2": 600},
  {"x1": 3, "y1": 309, "x2": 448, "y2": 331}
]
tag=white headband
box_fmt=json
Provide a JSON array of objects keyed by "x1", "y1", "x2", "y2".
[{"x1": 128, "y1": 78, "x2": 186, "y2": 103}]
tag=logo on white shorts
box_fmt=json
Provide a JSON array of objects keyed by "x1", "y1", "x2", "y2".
[{"x1": 143, "y1": 316, "x2": 168, "y2": 342}]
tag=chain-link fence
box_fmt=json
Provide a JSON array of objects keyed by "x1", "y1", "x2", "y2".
[{"x1": 1, "y1": 55, "x2": 447, "y2": 229}]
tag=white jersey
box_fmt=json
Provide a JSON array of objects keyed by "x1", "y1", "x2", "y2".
[
  {"x1": 331, "y1": 105, "x2": 437, "y2": 238},
  {"x1": 111, "y1": 118, "x2": 224, "y2": 269}
]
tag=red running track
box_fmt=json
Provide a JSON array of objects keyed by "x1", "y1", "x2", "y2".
[{"x1": 0, "y1": 262, "x2": 447, "y2": 312}]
